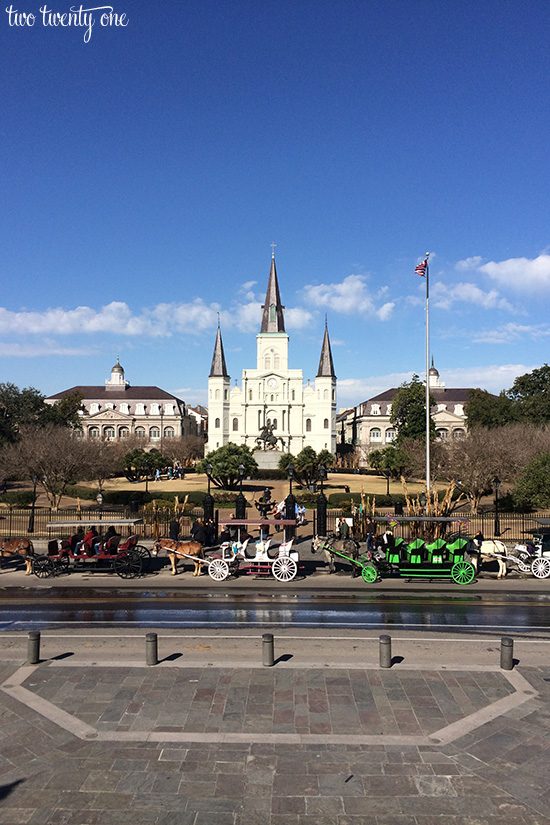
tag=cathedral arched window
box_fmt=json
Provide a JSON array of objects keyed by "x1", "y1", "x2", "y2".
[
  {"x1": 291, "y1": 389, "x2": 295, "y2": 401},
  {"x1": 274, "y1": 355, "x2": 280, "y2": 369},
  {"x1": 265, "y1": 355, "x2": 271, "y2": 370},
  {"x1": 306, "y1": 418, "x2": 312, "y2": 432},
  {"x1": 215, "y1": 389, "x2": 220, "y2": 399},
  {"x1": 232, "y1": 418, "x2": 238, "y2": 431},
  {"x1": 324, "y1": 418, "x2": 329, "y2": 429},
  {"x1": 88, "y1": 427, "x2": 100, "y2": 438},
  {"x1": 224, "y1": 389, "x2": 228, "y2": 400},
  {"x1": 323, "y1": 389, "x2": 329, "y2": 400},
  {"x1": 215, "y1": 418, "x2": 220, "y2": 428}
]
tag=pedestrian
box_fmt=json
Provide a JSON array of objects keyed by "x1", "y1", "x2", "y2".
[
  {"x1": 169, "y1": 518, "x2": 180, "y2": 541},
  {"x1": 338, "y1": 518, "x2": 350, "y2": 540},
  {"x1": 191, "y1": 518, "x2": 208, "y2": 546},
  {"x1": 365, "y1": 516, "x2": 376, "y2": 554}
]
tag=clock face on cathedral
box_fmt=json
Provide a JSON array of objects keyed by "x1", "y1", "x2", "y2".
[{"x1": 267, "y1": 377, "x2": 278, "y2": 388}]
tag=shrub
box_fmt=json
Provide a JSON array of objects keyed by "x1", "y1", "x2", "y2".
[{"x1": 0, "y1": 490, "x2": 35, "y2": 507}]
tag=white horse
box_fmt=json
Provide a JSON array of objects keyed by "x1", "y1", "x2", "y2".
[
  {"x1": 469, "y1": 539, "x2": 508, "y2": 579},
  {"x1": 311, "y1": 535, "x2": 361, "y2": 576}
]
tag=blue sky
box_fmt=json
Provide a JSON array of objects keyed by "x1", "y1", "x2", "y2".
[{"x1": 2, "y1": 0, "x2": 550, "y2": 409}]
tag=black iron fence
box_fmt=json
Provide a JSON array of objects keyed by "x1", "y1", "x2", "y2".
[
  {"x1": 0, "y1": 506, "x2": 205, "y2": 540},
  {"x1": 313, "y1": 510, "x2": 550, "y2": 544}
]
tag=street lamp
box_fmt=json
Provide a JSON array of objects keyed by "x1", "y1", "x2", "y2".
[
  {"x1": 285, "y1": 463, "x2": 297, "y2": 538},
  {"x1": 27, "y1": 474, "x2": 38, "y2": 534},
  {"x1": 96, "y1": 491, "x2": 103, "y2": 522},
  {"x1": 203, "y1": 461, "x2": 214, "y2": 522},
  {"x1": 493, "y1": 476, "x2": 501, "y2": 537},
  {"x1": 316, "y1": 464, "x2": 328, "y2": 538},
  {"x1": 235, "y1": 463, "x2": 246, "y2": 519}
]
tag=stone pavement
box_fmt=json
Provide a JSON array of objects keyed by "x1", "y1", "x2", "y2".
[{"x1": 1, "y1": 634, "x2": 550, "y2": 824}]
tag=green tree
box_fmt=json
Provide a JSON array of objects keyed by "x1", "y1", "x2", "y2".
[
  {"x1": 196, "y1": 443, "x2": 258, "y2": 489},
  {"x1": 465, "y1": 388, "x2": 517, "y2": 429},
  {"x1": 507, "y1": 364, "x2": 550, "y2": 424},
  {"x1": 278, "y1": 447, "x2": 335, "y2": 488},
  {"x1": 0, "y1": 383, "x2": 83, "y2": 444},
  {"x1": 512, "y1": 452, "x2": 550, "y2": 510},
  {"x1": 390, "y1": 375, "x2": 435, "y2": 443},
  {"x1": 122, "y1": 448, "x2": 168, "y2": 490},
  {"x1": 369, "y1": 445, "x2": 409, "y2": 495}
]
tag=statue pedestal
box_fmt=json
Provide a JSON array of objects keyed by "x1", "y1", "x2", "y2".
[{"x1": 254, "y1": 450, "x2": 281, "y2": 471}]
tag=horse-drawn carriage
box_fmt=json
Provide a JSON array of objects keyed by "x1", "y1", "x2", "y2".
[
  {"x1": 154, "y1": 519, "x2": 300, "y2": 581},
  {"x1": 313, "y1": 517, "x2": 477, "y2": 585},
  {"x1": 32, "y1": 520, "x2": 151, "y2": 579}
]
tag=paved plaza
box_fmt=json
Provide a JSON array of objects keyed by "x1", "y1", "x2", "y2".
[{"x1": 1, "y1": 632, "x2": 550, "y2": 824}]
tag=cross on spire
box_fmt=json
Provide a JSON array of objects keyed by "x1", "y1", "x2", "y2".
[{"x1": 270, "y1": 242, "x2": 277, "y2": 259}]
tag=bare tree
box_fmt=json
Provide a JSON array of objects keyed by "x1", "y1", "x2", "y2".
[
  {"x1": 162, "y1": 435, "x2": 205, "y2": 467},
  {"x1": 1, "y1": 425, "x2": 94, "y2": 509}
]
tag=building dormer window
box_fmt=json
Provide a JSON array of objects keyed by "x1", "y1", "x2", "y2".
[
  {"x1": 371, "y1": 404, "x2": 381, "y2": 415},
  {"x1": 120, "y1": 403, "x2": 130, "y2": 415},
  {"x1": 150, "y1": 404, "x2": 160, "y2": 415},
  {"x1": 90, "y1": 403, "x2": 100, "y2": 414},
  {"x1": 454, "y1": 404, "x2": 464, "y2": 416},
  {"x1": 136, "y1": 403, "x2": 146, "y2": 415},
  {"x1": 386, "y1": 403, "x2": 392, "y2": 415},
  {"x1": 437, "y1": 404, "x2": 446, "y2": 412},
  {"x1": 164, "y1": 404, "x2": 174, "y2": 415}
]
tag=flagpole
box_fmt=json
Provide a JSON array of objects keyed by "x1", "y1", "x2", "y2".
[{"x1": 425, "y1": 252, "x2": 430, "y2": 493}]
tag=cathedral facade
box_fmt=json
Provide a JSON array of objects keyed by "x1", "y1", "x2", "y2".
[{"x1": 207, "y1": 255, "x2": 337, "y2": 456}]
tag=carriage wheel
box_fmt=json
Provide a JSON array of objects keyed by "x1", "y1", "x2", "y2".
[
  {"x1": 114, "y1": 551, "x2": 143, "y2": 579},
  {"x1": 516, "y1": 554, "x2": 533, "y2": 573},
  {"x1": 133, "y1": 546, "x2": 151, "y2": 573},
  {"x1": 361, "y1": 564, "x2": 378, "y2": 583},
  {"x1": 33, "y1": 556, "x2": 55, "y2": 579},
  {"x1": 56, "y1": 554, "x2": 70, "y2": 574},
  {"x1": 451, "y1": 561, "x2": 475, "y2": 585},
  {"x1": 272, "y1": 556, "x2": 297, "y2": 582},
  {"x1": 531, "y1": 557, "x2": 550, "y2": 579},
  {"x1": 208, "y1": 558, "x2": 230, "y2": 581}
]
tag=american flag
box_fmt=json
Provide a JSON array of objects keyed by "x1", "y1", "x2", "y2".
[{"x1": 415, "y1": 259, "x2": 427, "y2": 277}]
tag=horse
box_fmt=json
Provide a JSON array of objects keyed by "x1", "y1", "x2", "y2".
[
  {"x1": 152, "y1": 537, "x2": 205, "y2": 576},
  {"x1": 0, "y1": 537, "x2": 34, "y2": 575},
  {"x1": 468, "y1": 539, "x2": 508, "y2": 579},
  {"x1": 311, "y1": 534, "x2": 361, "y2": 577}
]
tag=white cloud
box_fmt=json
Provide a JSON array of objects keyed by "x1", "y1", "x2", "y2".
[
  {"x1": 431, "y1": 282, "x2": 514, "y2": 312},
  {"x1": 285, "y1": 307, "x2": 315, "y2": 329},
  {"x1": 376, "y1": 302, "x2": 395, "y2": 321},
  {"x1": 472, "y1": 322, "x2": 550, "y2": 345},
  {"x1": 455, "y1": 256, "x2": 483, "y2": 271},
  {"x1": 337, "y1": 372, "x2": 414, "y2": 406},
  {"x1": 0, "y1": 341, "x2": 95, "y2": 357},
  {"x1": 479, "y1": 254, "x2": 550, "y2": 290},
  {"x1": 302, "y1": 273, "x2": 392, "y2": 319}
]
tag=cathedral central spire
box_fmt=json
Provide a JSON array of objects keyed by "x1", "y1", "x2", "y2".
[{"x1": 260, "y1": 254, "x2": 285, "y2": 333}]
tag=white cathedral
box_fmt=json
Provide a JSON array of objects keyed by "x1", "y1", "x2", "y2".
[{"x1": 207, "y1": 254, "x2": 337, "y2": 457}]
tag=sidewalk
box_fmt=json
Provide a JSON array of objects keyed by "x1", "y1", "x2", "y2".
[{"x1": 1, "y1": 630, "x2": 550, "y2": 824}]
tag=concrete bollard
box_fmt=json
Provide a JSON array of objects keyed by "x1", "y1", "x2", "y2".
[
  {"x1": 379, "y1": 634, "x2": 392, "y2": 668},
  {"x1": 500, "y1": 636, "x2": 514, "y2": 670},
  {"x1": 27, "y1": 630, "x2": 40, "y2": 665},
  {"x1": 262, "y1": 633, "x2": 275, "y2": 667},
  {"x1": 146, "y1": 632, "x2": 158, "y2": 666}
]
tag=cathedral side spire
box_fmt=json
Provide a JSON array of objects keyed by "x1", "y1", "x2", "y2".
[
  {"x1": 260, "y1": 254, "x2": 285, "y2": 333},
  {"x1": 209, "y1": 323, "x2": 229, "y2": 377},
  {"x1": 316, "y1": 321, "x2": 336, "y2": 378}
]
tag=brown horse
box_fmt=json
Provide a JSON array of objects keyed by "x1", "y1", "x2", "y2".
[
  {"x1": 153, "y1": 538, "x2": 204, "y2": 576},
  {"x1": 0, "y1": 537, "x2": 34, "y2": 575}
]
